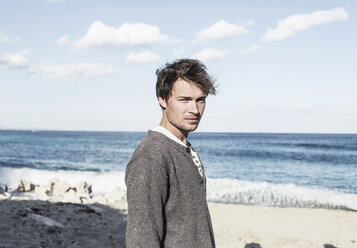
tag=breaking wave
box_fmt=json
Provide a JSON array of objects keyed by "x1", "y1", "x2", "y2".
[{"x1": 207, "y1": 178, "x2": 357, "y2": 211}]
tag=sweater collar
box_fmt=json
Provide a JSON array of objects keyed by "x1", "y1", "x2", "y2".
[{"x1": 151, "y1": 126, "x2": 188, "y2": 147}]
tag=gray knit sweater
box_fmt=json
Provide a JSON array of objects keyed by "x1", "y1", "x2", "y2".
[{"x1": 125, "y1": 130, "x2": 215, "y2": 248}]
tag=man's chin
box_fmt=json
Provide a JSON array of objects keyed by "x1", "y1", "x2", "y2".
[{"x1": 184, "y1": 124, "x2": 199, "y2": 132}]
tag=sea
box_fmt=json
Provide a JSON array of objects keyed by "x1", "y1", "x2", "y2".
[{"x1": 0, "y1": 130, "x2": 356, "y2": 210}]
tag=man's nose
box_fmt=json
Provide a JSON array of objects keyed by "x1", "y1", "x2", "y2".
[{"x1": 188, "y1": 101, "x2": 199, "y2": 114}]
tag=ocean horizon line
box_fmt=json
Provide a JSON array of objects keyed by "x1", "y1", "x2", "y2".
[{"x1": 1, "y1": 128, "x2": 356, "y2": 136}]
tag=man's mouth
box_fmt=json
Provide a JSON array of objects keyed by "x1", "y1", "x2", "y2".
[{"x1": 185, "y1": 117, "x2": 200, "y2": 123}]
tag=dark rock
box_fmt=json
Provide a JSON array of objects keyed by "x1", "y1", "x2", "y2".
[
  {"x1": 324, "y1": 244, "x2": 338, "y2": 248},
  {"x1": 30, "y1": 207, "x2": 41, "y2": 213},
  {"x1": 16, "y1": 180, "x2": 36, "y2": 192},
  {"x1": 245, "y1": 243, "x2": 262, "y2": 248},
  {"x1": 0, "y1": 184, "x2": 8, "y2": 193}
]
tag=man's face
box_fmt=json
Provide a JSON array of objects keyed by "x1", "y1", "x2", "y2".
[{"x1": 159, "y1": 79, "x2": 206, "y2": 137}]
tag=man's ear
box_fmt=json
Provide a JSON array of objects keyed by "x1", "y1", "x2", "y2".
[{"x1": 158, "y1": 97, "x2": 167, "y2": 110}]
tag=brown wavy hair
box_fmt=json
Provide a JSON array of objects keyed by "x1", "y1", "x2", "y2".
[{"x1": 156, "y1": 59, "x2": 217, "y2": 101}]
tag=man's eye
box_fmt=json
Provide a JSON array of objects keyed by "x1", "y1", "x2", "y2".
[{"x1": 198, "y1": 99, "x2": 206, "y2": 103}]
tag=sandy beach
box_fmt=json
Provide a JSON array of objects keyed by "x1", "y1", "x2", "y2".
[
  {"x1": 1, "y1": 189, "x2": 356, "y2": 248},
  {"x1": 209, "y1": 202, "x2": 357, "y2": 248}
]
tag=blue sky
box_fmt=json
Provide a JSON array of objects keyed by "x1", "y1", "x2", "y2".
[{"x1": 0, "y1": 0, "x2": 356, "y2": 133}]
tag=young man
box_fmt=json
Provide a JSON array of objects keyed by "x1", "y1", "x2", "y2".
[{"x1": 125, "y1": 59, "x2": 217, "y2": 248}]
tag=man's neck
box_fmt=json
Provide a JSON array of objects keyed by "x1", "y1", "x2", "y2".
[
  {"x1": 151, "y1": 126, "x2": 188, "y2": 147},
  {"x1": 159, "y1": 119, "x2": 188, "y2": 144}
]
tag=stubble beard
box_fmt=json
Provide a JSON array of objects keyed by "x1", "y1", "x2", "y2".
[{"x1": 178, "y1": 118, "x2": 201, "y2": 134}]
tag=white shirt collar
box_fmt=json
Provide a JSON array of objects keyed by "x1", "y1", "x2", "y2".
[{"x1": 151, "y1": 126, "x2": 188, "y2": 147}]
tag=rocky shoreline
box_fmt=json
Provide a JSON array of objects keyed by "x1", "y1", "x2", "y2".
[
  {"x1": 0, "y1": 178, "x2": 126, "y2": 206},
  {"x1": 0, "y1": 179, "x2": 127, "y2": 247},
  {"x1": 0, "y1": 199, "x2": 126, "y2": 247}
]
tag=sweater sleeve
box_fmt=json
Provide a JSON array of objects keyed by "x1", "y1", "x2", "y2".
[{"x1": 125, "y1": 156, "x2": 169, "y2": 248}]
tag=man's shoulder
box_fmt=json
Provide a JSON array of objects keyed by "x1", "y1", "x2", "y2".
[
  {"x1": 132, "y1": 130, "x2": 174, "y2": 159},
  {"x1": 138, "y1": 130, "x2": 169, "y2": 149},
  {"x1": 126, "y1": 131, "x2": 173, "y2": 175}
]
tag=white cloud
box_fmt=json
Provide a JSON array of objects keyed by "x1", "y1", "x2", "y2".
[
  {"x1": 28, "y1": 62, "x2": 116, "y2": 80},
  {"x1": 262, "y1": 7, "x2": 349, "y2": 42},
  {"x1": 0, "y1": 49, "x2": 115, "y2": 80},
  {"x1": 191, "y1": 48, "x2": 228, "y2": 62},
  {"x1": 0, "y1": 31, "x2": 20, "y2": 43},
  {"x1": 57, "y1": 35, "x2": 70, "y2": 45},
  {"x1": 239, "y1": 45, "x2": 263, "y2": 54},
  {"x1": 0, "y1": 50, "x2": 30, "y2": 69},
  {"x1": 75, "y1": 21, "x2": 178, "y2": 49},
  {"x1": 126, "y1": 50, "x2": 160, "y2": 64},
  {"x1": 192, "y1": 20, "x2": 249, "y2": 44}
]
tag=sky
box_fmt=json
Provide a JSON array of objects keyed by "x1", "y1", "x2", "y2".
[{"x1": 0, "y1": 0, "x2": 356, "y2": 133}]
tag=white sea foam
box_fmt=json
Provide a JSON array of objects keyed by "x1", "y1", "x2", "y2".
[
  {"x1": 207, "y1": 178, "x2": 357, "y2": 210},
  {"x1": 0, "y1": 167, "x2": 126, "y2": 194},
  {"x1": 1, "y1": 167, "x2": 356, "y2": 210}
]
